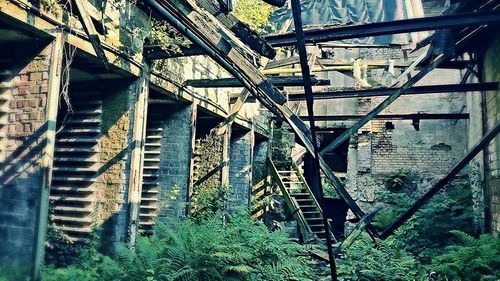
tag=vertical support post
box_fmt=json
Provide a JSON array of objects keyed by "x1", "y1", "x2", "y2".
[
  {"x1": 290, "y1": 0, "x2": 337, "y2": 279},
  {"x1": 221, "y1": 125, "x2": 231, "y2": 187},
  {"x1": 186, "y1": 102, "x2": 198, "y2": 215},
  {"x1": 248, "y1": 125, "x2": 255, "y2": 208},
  {"x1": 127, "y1": 68, "x2": 149, "y2": 246},
  {"x1": 32, "y1": 32, "x2": 64, "y2": 281}
]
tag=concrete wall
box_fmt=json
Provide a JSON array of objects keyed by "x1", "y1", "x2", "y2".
[{"x1": 0, "y1": 41, "x2": 54, "y2": 273}]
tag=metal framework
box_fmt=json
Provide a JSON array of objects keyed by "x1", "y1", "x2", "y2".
[
  {"x1": 266, "y1": 10, "x2": 500, "y2": 47},
  {"x1": 145, "y1": 0, "x2": 500, "y2": 280}
]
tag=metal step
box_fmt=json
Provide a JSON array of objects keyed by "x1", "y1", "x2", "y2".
[
  {"x1": 49, "y1": 195, "x2": 94, "y2": 202},
  {"x1": 53, "y1": 167, "x2": 97, "y2": 173},
  {"x1": 51, "y1": 186, "x2": 95, "y2": 193},
  {"x1": 53, "y1": 225, "x2": 92, "y2": 233},
  {"x1": 51, "y1": 215, "x2": 93, "y2": 223},
  {"x1": 59, "y1": 128, "x2": 100, "y2": 134},
  {"x1": 52, "y1": 206, "x2": 94, "y2": 213},
  {"x1": 54, "y1": 156, "x2": 99, "y2": 163}
]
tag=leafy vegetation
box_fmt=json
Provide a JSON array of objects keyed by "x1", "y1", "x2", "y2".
[
  {"x1": 39, "y1": 0, "x2": 63, "y2": 17},
  {"x1": 383, "y1": 169, "x2": 411, "y2": 192},
  {"x1": 41, "y1": 211, "x2": 315, "y2": 281},
  {"x1": 147, "y1": 19, "x2": 191, "y2": 54},
  {"x1": 374, "y1": 177, "x2": 475, "y2": 262},
  {"x1": 336, "y1": 234, "x2": 420, "y2": 281},
  {"x1": 233, "y1": 0, "x2": 275, "y2": 32},
  {"x1": 426, "y1": 231, "x2": 500, "y2": 281}
]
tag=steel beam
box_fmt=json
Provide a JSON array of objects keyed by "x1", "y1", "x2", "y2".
[
  {"x1": 184, "y1": 76, "x2": 330, "y2": 88},
  {"x1": 145, "y1": 45, "x2": 205, "y2": 60},
  {"x1": 287, "y1": 82, "x2": 498, "y2": 101},
  {"x1": 265, "y1": 10, "x2": 500, "y2": 47},
  {"x1": 298, "y1": 113, "x2": 469, "y2": 121},
  {"x1": 380, "y1": 122, "x2": 500, "y2": 239},
  {"x1": 290, "y1": 0, "x2": 337, "y2": 279}
]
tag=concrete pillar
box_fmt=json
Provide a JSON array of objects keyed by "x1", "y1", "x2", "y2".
[
  {"x1": 0, "y1": 35, "x2": 62, "y2": 278},
  {"x1": 228, "y1": 128, "x2": 253, "y2": 209},
  {"x1": 156, "y1": 103, "x2": 194, "y2": 224}
]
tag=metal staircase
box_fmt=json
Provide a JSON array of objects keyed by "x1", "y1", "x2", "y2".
[
  {"x1": 268, "y1": 158, "x2": 328, "y2": 240},
  {"x1": 138, "y1": 114, "x2": 163, "y2": 235},
  {"x1": 50, "y1": 100, "x2": 102, "y2": 241}
]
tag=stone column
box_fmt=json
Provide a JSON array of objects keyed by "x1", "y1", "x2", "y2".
[
  {"x1": 228, "y1": 129, "x2": 253, "y2": 209},
  {"x1": 156, "y1": 103, "x2": 194, "y2": 224}
]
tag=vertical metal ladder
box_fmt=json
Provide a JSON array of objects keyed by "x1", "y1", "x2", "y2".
[{"x1": 268, "y1": 158, "x2": 328, "y2": 240}]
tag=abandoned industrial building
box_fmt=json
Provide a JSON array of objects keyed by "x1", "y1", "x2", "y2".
[{"x1": 0, "y1": 0, "x2": 499, "y2": 279}]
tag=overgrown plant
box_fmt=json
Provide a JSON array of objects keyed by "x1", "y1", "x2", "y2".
[
  {"x1": 374, "y1": 176, "x2": 475, "y2": 262},
  {"x1": 335, "y1": 234, "x2": 421, "y2": 281},
  {"x1": 40, "y1": 0, "x2": 63, "y2": 17},
  {"x1": 384, "y1": 169, "x2": 411, "y2": 192},
  {"x1": 426, "y1": 231, "x2": 500, "y2": 281},
  {"x1": 233, "y1": 0, "x2": 275, "y2": 33},
  {"x1": 41, "y1": 212, "x2": 316, "y2": 280},
  {"x1": 147, "y1": 19, "x2": 191, "y2": 54}
]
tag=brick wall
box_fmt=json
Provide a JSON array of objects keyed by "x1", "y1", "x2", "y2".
[
  {"x1": 97, "y1": 83, "x2": 134, "y2": 253},
  {"x1": 156, "y1": 103, "x2": 193, "y2": 224},
  {"x1": 0, "y1": 42, "x2": 52, "y2": 272},
  {"x1": 228, "y1": 130, "x2": 253, "y2": 209},
  {"x1": 483, "y1": 35, "x2": 500, "y2": 235}
]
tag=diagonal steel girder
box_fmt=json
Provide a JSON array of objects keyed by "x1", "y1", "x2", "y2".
[
  {"x1": 379, "y1": 122, "x2": 500, "y2": 239},
  {"x1": 145, "y1": 0, "x2": 375, "y2": 235}
]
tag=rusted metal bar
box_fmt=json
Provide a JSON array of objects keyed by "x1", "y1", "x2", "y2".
[
  {"x1": 333, "y1": 209, "x2": 379, "y2": 257},
  {"x1": 380, "y1": 122, "x2": 500, "y2": 239},
  {"x1": 298, "y1": 113, "x2": 470, "y2": 121},
  {"x1": 184, "y1": 76, "x2": 330, "y2": 88},
  {"x1": 290, "y1": 0, "x2": 337, "y2": 279},
  {"x1": 287, "y1": 82, "x2": 498, "y2": 101},
  {"x1": 266, "y1": 10, "x2": 500, "y2": 47}
]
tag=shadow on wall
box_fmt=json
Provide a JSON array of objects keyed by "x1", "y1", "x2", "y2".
[{"x1": 0, "y1": 122, "x2": 49, "y2": 276}]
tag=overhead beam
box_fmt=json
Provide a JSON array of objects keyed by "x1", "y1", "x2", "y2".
[
  {"x1": 287, "y1": 82, "x2": 498, "y2": 101},
  {"x1": 265, "y1": 56, "x2": 476, "y2": 70},
  {"x1": 298, "y1": 113, "x2": 470, "y2": 121},
  {"x1": 144, "y1": 45, "x2": 205, "y2": 59},
  {"x1": 265, "y1": 10, "x2": 500, "y2": 47},
  {"x1": 380, "y1": 122, "x2": 500, "y2": 239},
  {"x1": 184, "y1": 75, "x2": 330, "y2": 88}
]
